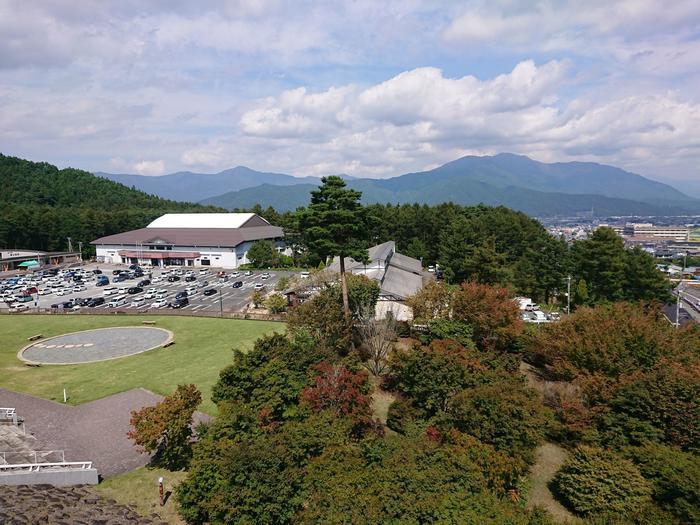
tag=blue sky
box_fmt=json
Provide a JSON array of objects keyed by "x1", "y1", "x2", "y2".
[{"x1": 1, "y1": 0, "x2": 699, "y2": 190}]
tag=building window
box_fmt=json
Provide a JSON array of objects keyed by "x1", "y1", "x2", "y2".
[{"x1": 200, "y1": 259, "x2": 210, "y2": 266}]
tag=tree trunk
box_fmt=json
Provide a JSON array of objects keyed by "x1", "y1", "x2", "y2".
[{"x1": 339, "y1": 254, "x2": 351, "y2": 319}]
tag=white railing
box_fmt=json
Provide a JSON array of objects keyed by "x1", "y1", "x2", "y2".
[
  {"x1": 0, "y1": 461, "x2": 93, "y2": 473},
  {"x1": 0, "y1": 450, "x2": 65, "y2": 465}
]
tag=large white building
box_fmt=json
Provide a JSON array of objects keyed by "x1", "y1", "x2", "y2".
[{"x1": 91, "y1": 213, "x2": 284, "y2": 269}]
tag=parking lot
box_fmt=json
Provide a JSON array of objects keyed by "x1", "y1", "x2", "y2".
[{"x1": 0, "y1": 263, "x2": 294, "y2": 315}]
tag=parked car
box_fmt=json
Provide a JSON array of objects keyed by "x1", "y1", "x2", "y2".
[
  {"x1": 87, "y1": 297, "x2": 105, "y2": 307},
  {"x1": 107, "y1": 296, "x2": 127, "y2": 308},
  {"x1": 185, "y1": 287, "x2": 197, "y2": 295},
  {"x1": 16, "y1": 295, "x2": 33, "y2": 303},
  {"x1": 75, "y1": 297, "x2": 92, "y2": 306},
  {"x1": 24, "y1": 286, "x2": 38, "y2": 294},
  {"x1": 38, "y1": 288, "x2": 52, "y2": 295},
  {"x1": 203, "y1": 288, "x2": 217, "y2": 296},
  {"x1": 138, "y1": 279, "x2": 151, "y2": 287},
  {"x1": 254, "y1": 283, "x2": 264, "y2": 290},
  {"x1": 150, "y1": 298, "x2": 167, "y2": 308},
  {"x1": 144, "y1": 291, "x2": 156, "y2": 299},
  {"x1": 96, "y1": 276, "x2": 109, "y2": 286},
  {"x1": 55, "y1": 289, "x2": 69, "y2": 296},
  {"x1": 131, "y1": 297, "x2": 146, "y2": 307},
  {"x1": 167, "y1": 275, "x2": 180, "y2": 282},
  {"x1": 156, "y1": 292, "x2": 168, "y2": 299},
  {"x1": 73, "y1": 285, "x2": 86, "y2": 292},
  {"x1": 112, "y1": 269, "x2": 122, "y2": 275},
  {"x1": 127, "y1": 286, "x2": 143, "y2": 294},
  {"x1": 102, "y1": 286, "x2": 117, "y2": 296},
  {"x1": 171, "y1": 297, "x2": 189, "y2": 309},
  {"x1": 175, "y1": 291, "x2": 188, "y2": 300},
  {"x1": 113, "y1": 275, "x2": 126, "y2": 283},
  {"x1": 232, "y1": 281, "x2": 243, "y2": 288},
  {"x1": 261, "y1": 272, "x2": 270, "y2": 280},
  {"x1": 244, "y1": 270, "x2": 252, "y2": 276},
  {"x1": 10, "y1": 303, "x2": 30, "y2": 312},
  {"x1": 199, "y1": 269, "x2": 208, "y2": 275},
  {"x1": 300, "y1": 271, "x2": 310, "y2": 279},
  {"x1": 185, "y1": 275, "x2": 196, "y2": 282}
]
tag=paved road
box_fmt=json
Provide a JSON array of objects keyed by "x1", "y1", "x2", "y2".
[{"x1": 0, "y1": 387, "x2": 209, "y2": 478}]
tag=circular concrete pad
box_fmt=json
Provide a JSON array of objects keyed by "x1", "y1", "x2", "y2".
[{"x1": 19, "y1": 327, "x2": 173, "y2": 365}]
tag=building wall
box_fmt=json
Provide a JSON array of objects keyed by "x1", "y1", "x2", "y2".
[{"x1": 95, "y1": 240, "x2": 287, "y2": 269}]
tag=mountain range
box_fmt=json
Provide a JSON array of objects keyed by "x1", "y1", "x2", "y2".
[{"x1": 97, "y1": 154, "x2": 700, "y2": 217}]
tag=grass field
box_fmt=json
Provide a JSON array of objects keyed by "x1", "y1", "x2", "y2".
[
  {"x1": 0, "y1": 314, "x2": 281, "y2": 414},
  {"x1": 95, "y1": 466, "x2": 188, "y2": 524}
]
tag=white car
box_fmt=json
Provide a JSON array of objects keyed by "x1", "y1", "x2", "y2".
[
  {"x1": 185, "y1": 287, "x2": 198, "y2": 295},
  {"x1": 253, "y1": 283, "x2": 264, "y2": 290},
  {"x1": 131, "y1": 297, "x2": 145, "y2": 307},
  {"x1": 38, "y1": 288, "x2": 52, "y2": 295},
  {"x1": 152, "y1": 276, "x2": 162, "y2": 283},
  {"x1": 199, "y1": 269, "x2": 208, "y2": 275},
  {"x1": 151, "y1": 298, "x2": 168, "y2": 308},
  {"x1": 55, "y1": 289, "x2": 69, "y2": 296},
  {"x1": 156, "y1": 292, "x2": 168, "y2": 299},
  {"x1": 103, "y1": 286, "x2": 117, "y2": 296},
  {"x1": 300, "y1": 271, "x2": 310, "y2": 279},
  {"x1": 10, "y1": 303, "x2": 29, "y2": 312},
  {"x1": 118, "y1": 286, "x2": 129, "y2": 294},
  {"x1": 261, "y1": 272, "x2": 270, "y2": 280},
  {"x1": 244, "y1": 270, "x2": 252, "y2": 276},
  {"x1": 73, "y1": 285, "x2": 86, "y2": 292},
  {"x1": 144, "y1": 292, "x2": 156, "y2": 300},
  {"x1": 231, "y1": 271, "x2": 240, "y2": 277}
]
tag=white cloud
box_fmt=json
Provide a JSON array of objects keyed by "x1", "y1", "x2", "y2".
[{"x1": 133, "y1": 159, "x2": 166, "y2": 176}]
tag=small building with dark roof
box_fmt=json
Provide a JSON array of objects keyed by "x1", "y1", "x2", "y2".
[
  {"x1": 325, "y1": 241, "x2": 432, "y2": 320},
  {"x1": 91, "y1": 213, "x2": 284, "y2": 269}
]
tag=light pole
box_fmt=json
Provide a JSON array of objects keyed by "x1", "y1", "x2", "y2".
[
  {"x1": 219, "y1": 288, "x2": 223, "y2": 318},
  {"x1": 78, "y1": 241, "x2": 83, "y2": 264}
]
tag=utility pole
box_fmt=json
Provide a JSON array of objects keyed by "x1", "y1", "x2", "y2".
[
  {"x1": 675, "y1": 288, "x2": 681, "y2": 329},
  {"x1": 219, "y1": 288, "x2": 223, "y2": 318},
  {"x1": 66, "y1": 237, "x2": 72, "y2": 253},
  {"x1": 78, "y1": 241, "x2": 83, "y2": 263},
  {"x1": 566, "y1": 275, "x2": 571, "y2": 315}
]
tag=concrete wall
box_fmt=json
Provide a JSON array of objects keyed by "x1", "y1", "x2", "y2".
[{"x1": 0, "y1": 468, "x2": 99, "y2": 486}]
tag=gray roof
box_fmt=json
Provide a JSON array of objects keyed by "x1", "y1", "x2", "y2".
[
  {"x1": 91, "y1": 225, "x2": 284, "y2": 248},
  {"x1": 327, "y1": 241, "x2": 426, "y2": 300}
]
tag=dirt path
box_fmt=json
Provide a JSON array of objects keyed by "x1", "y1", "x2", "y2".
[
  {"x1": 370, "y1": 387, "x2": 395, "y2": 426},
  {"x1": 527, "y1": 441, "x2": 579, "y2": 523}
]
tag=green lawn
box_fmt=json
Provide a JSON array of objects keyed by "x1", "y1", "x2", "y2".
[
  {"x1": 95, "y1": 466, "x2": 188, "y2": 524},
  {"x1": 0, "y1": 315, "x2": 281, "y2": 414}
]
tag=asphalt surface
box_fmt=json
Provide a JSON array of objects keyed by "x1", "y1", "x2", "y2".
[
  {"x1": 20, "y1": 326, "x2": 172, "y2": 364},
  {"x1": 0, "y1": 387, "x2": 209, "y2": 478},
  {"x1": 1, "y1": 263, "x2": 294, "y2": 315}
]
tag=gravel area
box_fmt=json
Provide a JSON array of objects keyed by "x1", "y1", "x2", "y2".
[
  {"x1": 0, "y1": 387, "x2": 209, "y2": 479},
  {"x1": 20, "y1": 327, "x2": 172, "y2": 364}
]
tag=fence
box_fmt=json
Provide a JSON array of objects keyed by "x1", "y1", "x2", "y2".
[
  {"x1": 0, "y1": 308, "x2": 286, "y2": 322},
  {"x1": 0, "y1": 450, "x2": 65, "y2": 465},
  {"x1": 0, "y1": 408, "x2": 18, "y2": 426}
]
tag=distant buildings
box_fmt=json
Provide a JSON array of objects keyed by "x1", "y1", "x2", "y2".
[
  {"x1": 91, "y1": 213, "x2": 284, "y2": 269},
  {"x1": 0, "y1": 250, "x2": 80, "y2": 272}
]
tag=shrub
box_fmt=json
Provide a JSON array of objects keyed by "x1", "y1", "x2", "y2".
[
  {"x1": 386, "y1": 398, "x2": 419, "y2": 434},
  {"x1": 551, "y1": 447, "x2": 651, "y2": 517},
  {"x1": 440, "y1": 380, "x2": 548, "y2": 463},
  {"x1": 264, "y1": 293, "x2": 287, "y2": 313},
  {"x1": 625, "y1": 443, "x2": 700, "y2": 524}
]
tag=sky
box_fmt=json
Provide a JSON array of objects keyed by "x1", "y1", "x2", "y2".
[{"x1": 1, "y1": 0, "x2": 699, "y2": 191}]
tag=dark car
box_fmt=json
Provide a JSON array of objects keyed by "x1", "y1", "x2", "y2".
[
  {"x1": 96, "y1": 276, "x2": 109, "y2": 286},
  {"x1": 203, "y1": 288, "x2": 217, "y2": 296},
  {"x1": 185, "y1": 275, "x2": 196, "y2": 282},
  {"x1": 127, "y1": 286, "x2": 143, "y2": 294},
  {"x1": 75, "y1": 297, "x2": 92, "y2": 306},
  {"x1": 171, "y1": 297, "x2": 189, "y2": 309},
  {"x1": 61, "y1": 301, "x2": 74, "y2": 309},
  {"x1": 113, "y1": 275, "x2": 126, "y2": 283},
  {"x1": 167, "y1": 275, "x2": 180, "y2": 282},
  {"x1": 92, "y1": 269, "x2": 102, "y2": 274},
  {"x1": 175, "y1": 291, "x2": 188, "y2": 300},
  {"x1": 87, "y1": 297, "x2": 105, "y2": 307},
  {"x1": 134, "y1": 270, "x2": 144, "y2": 277},
  {"x1": 112, "y1": 269, "x2": 122, "y2": 275},
  {"x1": 129, "y1": 264, "x2": 140, "y2": 271},
  {"x1": 138, "y1": 279, "x2": 151, "y2": 287},
  {"x1": 232, "y1": 281, "x2": 243, "y2": 288}
]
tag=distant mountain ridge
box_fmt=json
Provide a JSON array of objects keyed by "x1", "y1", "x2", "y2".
[
  {"x1": 98, "y1": 154, "x2": 700, "y2": 217},
  {"x1": 96, "y1": 166, "x2": 321, "y2": 203}
]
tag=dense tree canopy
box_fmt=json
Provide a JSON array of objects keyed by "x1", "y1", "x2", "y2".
[{"x1": 0, "y1": 154, "x2": 220, "y2": 253}]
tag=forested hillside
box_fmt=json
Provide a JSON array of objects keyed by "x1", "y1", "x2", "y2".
[{"x1": 0, "y1": 154, "x2": 221, "y2": 252}]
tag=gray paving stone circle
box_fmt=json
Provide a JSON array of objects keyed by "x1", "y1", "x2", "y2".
[{"x1": 18, "y1": 326, "x2": 174, "y2": 365}]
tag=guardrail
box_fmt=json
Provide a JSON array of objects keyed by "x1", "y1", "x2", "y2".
[
  {"x1": 0, "y1": 408, "x2": 18, "y2": 425},
  {"x1": 0, "y1": 461, "x2": 93, "y2": 473},
  {"x1": 0, "y1": 450, "x2": 65, "y2": 465}
]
